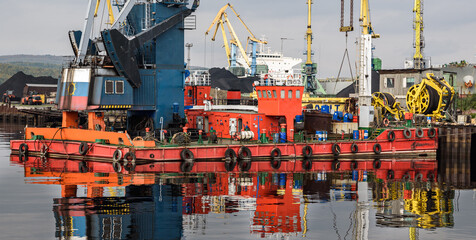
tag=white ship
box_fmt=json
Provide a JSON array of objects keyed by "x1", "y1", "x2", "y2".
[{"x1": 236, "y1": 41, "x2": 302, "y2": 75}]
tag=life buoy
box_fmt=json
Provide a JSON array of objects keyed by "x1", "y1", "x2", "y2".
[
  {"x1": 113, "y1": 149, "x2": 123, "y2": 161},
  {"x1": 373, "y1": 159, "x2": 381, "y2": 169},
  {"x1": 19, "y1": 143, "x2": 29, "y2": 156},
  {"x1": 79, "y1": 142, "x2": 89, "y2": 155},
  {"x1": 383, "y1": 118, "x2": 390, "y2": 127},
  {"x1": 238, "y1": 146, "x2": 252, "y2": 160},
  {"x1": 180, "y1": 149, "x2": 194, "y2": 162},
  {"x1": 351, "y1": 143, "x2": 358, "y2": 153},
  {"x1": 428, "y1": 127, "x2": 436, "y2": 138},
  {"x1": 332, "y1": 160, "x2": 340, "y2": 170},
  {"x1": 124, "y1": 152, "x2": 137, "y2": 162},
  {"x1": 224, "y1": 148, "x2": 237, "y2": 171},
  {"x1": 270, "y1": 148, "x2": 282, "y2": 170},
  {"x1": 239, "y1": 159, "x2": 252, "y2": 171},
  {"x1": 403, "y1": 128, "x2": 412, "y2": 139},
  {"x1": 180, "y1": 160, "x2": 194, "y2": 172},
  {"x1": 332, "y1": 143, "x2": 341, "y2": 156},
  {"x1": 373, "y1": 143, "x2": 382, "y2": 154},
  {"x1": 79, "y1": 161, "x2": 88, "y2": 173},
  {"x1": 302, "y1": 145, "x2": 313, "y2": 158},
  {"x1": 387, "y1": 170, "x2": 395, "y2": 180},
  {"x1": 302, "y1": 158, "x2": 312, "y2": 171},
  {"x1": 387, "y1": 131, "x2": 395, "y2": 142},
  {"x1": 416, "y1": 127, "x2": 424, "y2": 138},
  {"x1": 350, "y1": 161, "x2": 358, "y2": 170}
]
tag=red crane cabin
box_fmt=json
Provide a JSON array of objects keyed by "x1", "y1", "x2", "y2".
[{"x1": 185, "y1": 78, "x2": 303, "y2": 141}]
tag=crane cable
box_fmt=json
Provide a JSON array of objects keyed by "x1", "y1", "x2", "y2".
[{"x1": 335, "y1": 0, "x2": 355, "y2": 94}]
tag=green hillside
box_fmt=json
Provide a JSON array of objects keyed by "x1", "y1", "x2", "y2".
[{"x1": 0, "y1": 62, "x2": 61, "y2": 84}]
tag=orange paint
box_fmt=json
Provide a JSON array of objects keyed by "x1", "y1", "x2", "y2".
[
  {"x1": 62, "y1": 111, "x2": 79, "y2": 128},
  {"x1": 25, "y1": 127, "x2": 133, "y2": 146},
  {"x1": 87, "y1": 112, "x2": 106, "y2": 131}
]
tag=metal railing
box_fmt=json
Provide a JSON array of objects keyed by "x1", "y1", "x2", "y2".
[
  {"x1": 255, "y1": 73, "x2": 303, "y2": 86},
  {"x1": 185, "y1": 70, "x2": 210, "y2": 86}
]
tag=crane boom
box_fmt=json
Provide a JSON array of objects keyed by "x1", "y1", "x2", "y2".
[
  {"x1": 205, "y1": 3, "x2": 266, "y2": 74},
  {"x1": 413, "y1": 0, "x2": 424, "y2": 69},
  {"x1": 305, "y1": 0, "x2": 313, "y2": 65}
]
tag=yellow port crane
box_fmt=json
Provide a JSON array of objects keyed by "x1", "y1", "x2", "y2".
[
  {"x1": 205, "y1": 3, "x2": 267, "y2": 75},
  {"x1": 358, "y1": 0, "x2": 379, "y2": 127},
  {"x1": 413, "y1": 0, "x2": 425, "y2": 69}
]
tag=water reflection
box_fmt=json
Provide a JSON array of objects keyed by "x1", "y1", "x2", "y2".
[{"x1": 10, "y1": 155, "x2": 453, "y2": 239}]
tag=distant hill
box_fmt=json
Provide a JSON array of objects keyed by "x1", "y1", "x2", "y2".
[
  {"x1": 0, "y1": 54, "x2": 66, "y2": 65},
  {"x1": 0, "y1": 71, "x2": 57, "y2": 97},
  {"x1": 0, "y1": 62, "x2": 61, "y2": 84}
]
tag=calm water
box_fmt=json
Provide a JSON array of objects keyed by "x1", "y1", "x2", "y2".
[{"x1": 1, "y1": 123, "x2": 475, "y2": 240}]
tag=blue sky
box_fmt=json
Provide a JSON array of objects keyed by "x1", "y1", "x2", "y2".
[{"x1": 0, "y1": 0, "x2": 475, "y2": 77}]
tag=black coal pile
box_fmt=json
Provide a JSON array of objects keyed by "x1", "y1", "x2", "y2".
[
  {"x1": 0, "y1": 71, "x2": 57, "y2": 96},
  {"x1": 209, "y1": 68, "x2": 258, "y2": 93}
]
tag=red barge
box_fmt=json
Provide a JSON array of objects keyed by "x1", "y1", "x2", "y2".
[{"x1": 10, "y1": 74, "x2": 438, "y2": 173}]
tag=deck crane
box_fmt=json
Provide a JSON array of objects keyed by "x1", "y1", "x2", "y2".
[
  {"x1": 413, "y1": 0, "x2": 425, "y2": 69},
  {"x1": 205, "y1": 3, "x2": 267, "y2": 76},
  {"x1": 303, "y1": 0, "x2": 326, "y2": 95},
  {"x1": 358, "y1": 0, "x2": 379, "y2": 127}
]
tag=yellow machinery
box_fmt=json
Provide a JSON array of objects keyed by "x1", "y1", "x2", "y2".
[
  {"x1": 406, "y1": 73, "x2": 455, "y2": 120},
  {"x1": 205, "y1": 3, "x2": 266, "y2": 68},
  {"x1": 372, "y1": 92, "x2": 405, "y2": 120}
]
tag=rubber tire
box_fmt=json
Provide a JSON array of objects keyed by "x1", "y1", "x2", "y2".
[
  {"x1": 350, "y1": 161, "x2": 358, "y2": 170},
  {"x1": 351, "y1": 143, "x2": 358, "y2": 153},
  {"x1": 180, "y1": 160, "x2": 194, "y2": 172},
  {"x1": 124, "y1": 161, "x2": 136, "y2": 172},
  {"x1": 225, "y1": 148, "x2": 237, "y2": 162},
  {"x1": 302, "y1": 158, "x2": 312, "y2": 171},
  {"x1": 113, "y1": 149, "x2": 123, "y2": 161},
  {"x1": 180, "y1": 149, "x2": 194, "y2": 162},
  {"x1": 403, "y1": 128, "x2": 412, "y2": 139},
  {"x1": 302, "y1": 145, "x2": 313, "y2": 158},
  {"x1": 224, "y1": 159, "x2": 237, "y2": 172},
  {"x1": 79, "y1": 161, "x2": 88, "y2": 173},
  {"x1": 124, "y1": 152, "x2": 136, "y2": 161},
  {"x1": 416, "y1": 127, "x2": 424, "y2": 138},
  {"x1": 113, "y1": 161, "x2": 122, "y2": 173},
  {"x1": 388, "y1": 131, "x2": 396, "y2": 142},
  {"x1": 428, "y1": 127, "x2": 436, "y2": 138},
  {"x1": 332, "y1": 143, "x2": 341, "y2": 156},
  {"x1": 373, "y1": 159, "x2": 381, "y2": 169},
  {"x1": 415, "y1": 173, "x2": 423, "y2": 182},
  {"x1": 239, "y1": 159, "x2": 252, "y2": 172},
  {"x1": 238, "y1": 146, "x2": 252, "y2": 160},
  {"x1": 19, "y1": 143, "x2": 28, "y2": 156},
  {"x1": 270, "y1": 148, "x2": 282, "y2": 170},
  {"x1": 332, "y1": 160, "x2": 340, "y2": 170},
  {"x1": 19, "y1": 153, "x2": 26, "y2": 162},
  {"x1": 79, "y1": 142, "x2": 88, "y2": 155},
  {"x1": 387, "y1": 170, "x2": 395, "y2": 180},
  {"x1": 373, "y1": 143, "x2": 382, "y2": 154}
]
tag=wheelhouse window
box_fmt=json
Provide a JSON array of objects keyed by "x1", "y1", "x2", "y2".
[
  {"x1": 262, "y1": 90, "x2": 267, "y2": 98},
  {"x1": 105, "y1": 80, "x2": 114, "y2": 94},
  {"x1": 258, "y1": 90, "x2": 262, "y2": 98},
  {"x1": 273, "y1": 90, "x2": 277, "y2": 98},
  {"x1": 281, "y1": 90, "x2": 285, "y2": 99},
  {"x1": 288, "y1": 90, "x2": 292, "y2": 99},
  {"x1": 296, "y1": 90, "x2": 300, "y2": 99},
  {"x1": 115, "y1": 81, "x2": 124, "y2": 94}
]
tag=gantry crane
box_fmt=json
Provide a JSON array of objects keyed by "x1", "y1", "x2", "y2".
[
  {"x1": 413, "y1": 0, "x2": 425, "y2": 69},
  {"x1": 358, "y1": 0, "x2": 379, "y2": 127},
  {"x1": 205, "y1": 3, "x2": 267, "y2": 75},
  {"x1": 303, "y1": 0, "x2": 326, "y2": 95}
]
